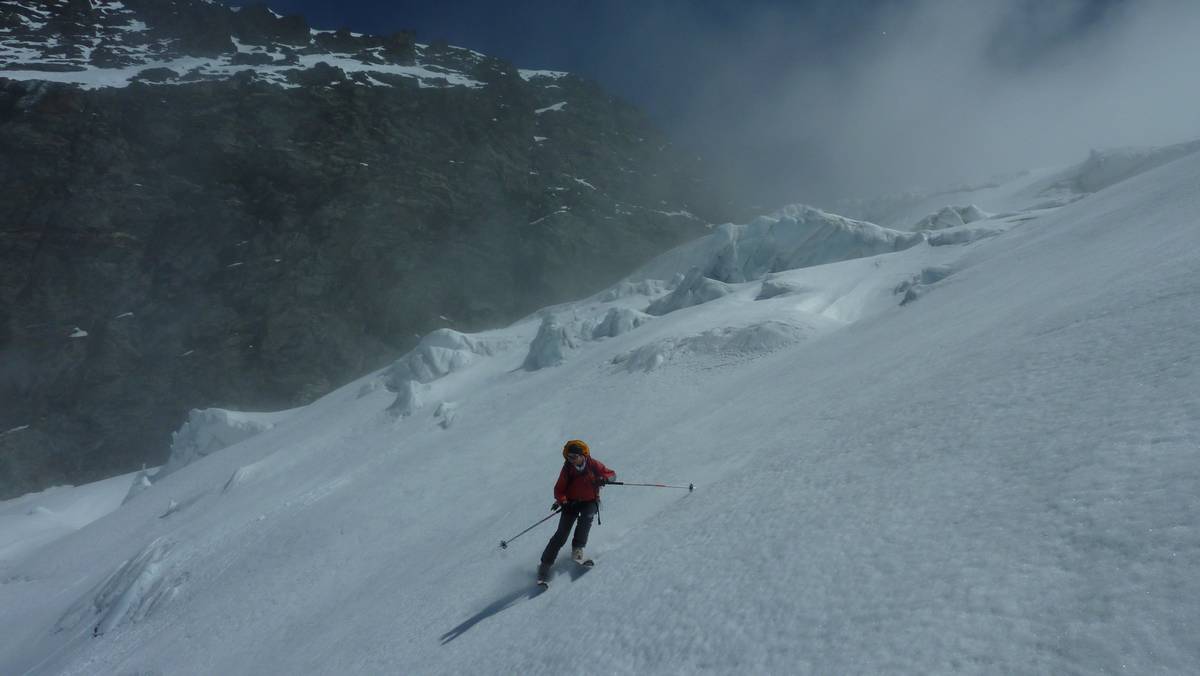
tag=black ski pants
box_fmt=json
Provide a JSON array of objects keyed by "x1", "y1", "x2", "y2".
[{"x1": 540, "y1": 501, "x2": 597, "y2": 565}]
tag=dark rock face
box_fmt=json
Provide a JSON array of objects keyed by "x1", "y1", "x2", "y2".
[
  {"x1": 232, "y1": 3, "x2": 312, "y2": 46},
  {"x1": 0, "y1": 2, "x2": 734, "y2": 498}
]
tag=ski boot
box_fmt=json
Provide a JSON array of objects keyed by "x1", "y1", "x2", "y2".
[{"x1": 572, "y1": 548, "x2": 594, "y2": 567}]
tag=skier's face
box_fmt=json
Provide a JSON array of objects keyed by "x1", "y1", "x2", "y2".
[{"x1": 567, "y1": 452, "x2": 583, "y2": 464}]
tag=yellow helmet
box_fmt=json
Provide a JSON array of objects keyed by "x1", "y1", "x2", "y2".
[{"x1": 562, "y1": 439, "x2": 590, "y2": 460}]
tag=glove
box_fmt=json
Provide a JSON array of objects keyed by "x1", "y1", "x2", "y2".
[{"x1": 551, "y1": 502, "x2": 563, "y2": 512}]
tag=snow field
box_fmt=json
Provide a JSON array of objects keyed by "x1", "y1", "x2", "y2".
[
  {"x1": 0, "y1": 471, "x2": 141, "y2": 565},
  {"x1": 1, "y1": 148, "x2": 1198, "y2": 674}
]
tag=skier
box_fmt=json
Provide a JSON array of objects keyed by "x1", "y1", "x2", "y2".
[{"x1": 537, "y1": 439, "x2": 615, "y2": 584}]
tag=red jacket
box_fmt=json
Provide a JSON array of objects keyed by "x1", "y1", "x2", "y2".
[{"x1": 554, "y1": 457, "x2": 616, "y2": 503}]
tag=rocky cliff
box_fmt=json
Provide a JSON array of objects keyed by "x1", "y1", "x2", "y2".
[{"x1": 0, "y1": 0, "x2": 733, "y2": 497}]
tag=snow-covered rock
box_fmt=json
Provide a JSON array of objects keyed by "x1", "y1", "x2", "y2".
[
  {"x1": 434, "y1": 401, "x2": 459, "y2": 429},
  {"x1": 120, "y1": 469, "x2": 156, "y2": 505},
  {"x1": 632, "y1": 205, "x2": 925, "y2": 285},
  {"x1": 645, "y1": 268, "x2": 735, "y2": 316},
  {"x1": 596, "y1": 279, "x2": 669, "y2": 302},
  {"x1": 755, "y1": 276, "x2": 811, "y2": 300},
  {"x1": 912, "y1": 204, "x2": 990, "y2": 230},
  {"x1": 386, "y1": 379, "x2": 424, "y2": 417},
  {"x1": 522, "y1": 315, "x2": 581, "y2": 370},
  {"x1": 925, "y1": 226, "x2": 1003, "y2": 247},
  {"x1": 383, "y1": 329, "x2": 507, "y2": 414},
  {"x1": 384, "y1": 329, "x2": 503, "y2": 387},
  {"x1": 1054, "y1": 141, "x2": 1200, "y2": 195},
  {"x1": 895, "y1": 265, "x2": 958, "y2": 305},
  {"x1": 161, "y1": 408, "x2": 294, "y2": 477},
  {"x1": 592, "y1": 307, "x2": 653, "y2": 339}
]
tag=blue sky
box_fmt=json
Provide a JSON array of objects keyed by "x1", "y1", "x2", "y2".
[{"x1": 232, "y1": 0, "x2": 1198, "y2": 207}]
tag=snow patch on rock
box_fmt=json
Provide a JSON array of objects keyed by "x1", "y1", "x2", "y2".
[
  {"x1": 535, "y1": 101, "x2": 567, "y2": 114},
  {"x1": 519, "y1": 69, "x2": 569, "y2": 81}
]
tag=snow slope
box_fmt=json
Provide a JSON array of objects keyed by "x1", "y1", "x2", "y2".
[
  {"x1": 0, "y1": 470, "x2": 142, "y2": 566},
  {"x1": 2, "y1": 148, "x2": 1199, "y2": 674},
  {"x1": 836, "y1": 139, "x2": 1200, "y2": 231}
]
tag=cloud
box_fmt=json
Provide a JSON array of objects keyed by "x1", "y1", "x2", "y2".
[
  {"x1": 638, "y1": 0, "x2": 1200, "y2": 206},
  {"x1": 245, "y1": 0, "x2": 1200, "y2": 209}
]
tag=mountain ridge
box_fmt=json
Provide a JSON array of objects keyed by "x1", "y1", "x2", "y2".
[{"x1": 0, "y1": 0, "x2": 737, "y2": 498}]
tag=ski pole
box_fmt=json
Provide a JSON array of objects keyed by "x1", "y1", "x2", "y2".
[
  {"x1": 606, "y1": 481, "x2": 694, "y2": 491},
  {"x1": 499, "y1": 510, "x2": 559, "y2": 549}
]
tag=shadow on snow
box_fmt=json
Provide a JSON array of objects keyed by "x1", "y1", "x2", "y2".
[{"x1": 440, "y1": 563, "x2": 592, "y2": 645}]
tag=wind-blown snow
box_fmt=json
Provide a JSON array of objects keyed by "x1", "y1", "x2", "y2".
[{"x1": 2, "y1": 146, "x2": 1199, "y2": 674}]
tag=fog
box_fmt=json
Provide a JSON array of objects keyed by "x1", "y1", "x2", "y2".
[
  {"x1": 595, "y1": 0, "x2": 1200, "y2": 207},
  {"x1": 240, "y1": 0, "x2": 1200, "y2": 208}
]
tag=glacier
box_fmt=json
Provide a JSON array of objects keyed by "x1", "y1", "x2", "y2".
[{"x1": 1, "y1": 144, "x2": 1199, "y2": 674}]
